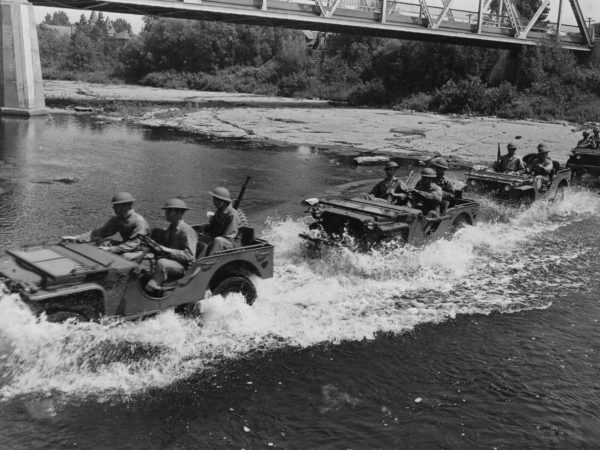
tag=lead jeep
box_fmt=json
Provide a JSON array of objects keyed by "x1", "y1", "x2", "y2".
[
  {"x1": 300, "y1": 195, "x2": 478, "y2": 250},
  {"x1": 0, "y1": 224, "x2": 273, "y2": 322},
  {"x1": 465, "y1": 153, "x2": 570, "y2": 205},
  {"x1": 566, "y1": 147, "x2": 600, "y2": 186}
]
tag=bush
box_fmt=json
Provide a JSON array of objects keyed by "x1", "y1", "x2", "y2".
[{"x1": 397, "y1": 92, "x2": 433, "y2": 112}]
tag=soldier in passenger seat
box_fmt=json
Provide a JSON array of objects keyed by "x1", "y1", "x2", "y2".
[{"x1": 197, "y1": 187, "x2": 240, "y2": 256}]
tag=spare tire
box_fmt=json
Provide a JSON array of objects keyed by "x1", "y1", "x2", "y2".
[
  {"x1": 212, "y1": 276, "x2": 257, "y2": 305},
  {"x1": 237, "y1": 208, "x2": 250, "y2": 227}
]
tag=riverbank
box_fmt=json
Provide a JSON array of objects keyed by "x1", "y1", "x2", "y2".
[{"x1": 44, "y1": 80, "x2": 585, "y2": 167}]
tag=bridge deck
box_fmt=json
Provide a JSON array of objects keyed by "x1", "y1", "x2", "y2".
[{"x1": 30, "y1": 0, "x2": 592, "y2": 51}]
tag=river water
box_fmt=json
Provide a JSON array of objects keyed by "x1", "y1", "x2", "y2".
[{"x1": 1, "y1": 114, "x2": 600, "y2": 449}]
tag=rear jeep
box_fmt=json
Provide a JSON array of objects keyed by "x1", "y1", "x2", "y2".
[
  {"x1": 0, "y1": 225, "x2": 273, "y2": 322},
  {"x1": 566, "y1": 147, "x2": 600, "y2": 186}
]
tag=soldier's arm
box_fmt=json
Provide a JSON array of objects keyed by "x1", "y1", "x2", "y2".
[{"x1": 110, "y1": 217, "x2": 149, "y2": 254}]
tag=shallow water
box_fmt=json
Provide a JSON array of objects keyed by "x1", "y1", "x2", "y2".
[{"x1": 1, "y1": 115, "x2": 599, "y2": 448}]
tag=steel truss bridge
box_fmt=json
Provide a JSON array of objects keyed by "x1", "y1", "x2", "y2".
[
  {"x1": 0, "y1": 0, "x2": 596, "y2": 115},
  {"x1": 31, "y1": 0, "x2": 594, "y2": 51}
]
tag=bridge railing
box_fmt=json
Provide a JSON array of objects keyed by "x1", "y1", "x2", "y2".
[{"x1": 296, "y1": 0, "x2": 588, "y2": 44}]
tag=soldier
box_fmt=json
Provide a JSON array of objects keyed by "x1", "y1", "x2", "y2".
[
  {"x1": 593, "y1": 127, "x2": 600, "y2": 148},
  {"x1": 577, "y1": 131, "x2": 593, "y2": 149},
  {"x1": 428, "y1": 157, "x2": 461, "y2": 202},
  {"x1": 527, "y1": 144, "x2": 554, "y2": 184},
  {"x1": 62, "y1": 192, "x2": 148, "y2": 259},
  {"x1": 197, "y1": 187, "x2": 241, "y2": 256},
  {"x1": 495, "y1": 143, "x2": 526, "y2": 173},
  {"x1": 145, "y1": 198, "x2": 198, "y2": 293},
  {"x1": 369, "y1": 161, "x2": 407, "y2": 201},
  {"x1": 394, "y1": 167, "x2": 443, "y2": 217}
]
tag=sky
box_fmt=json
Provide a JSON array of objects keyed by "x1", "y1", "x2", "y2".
[{"x1": 33, "y1": 0, "x2": 600, "y2": 34}]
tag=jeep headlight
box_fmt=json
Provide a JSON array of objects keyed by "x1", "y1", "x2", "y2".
[
  {"x1": 504, "y1": 185, "x2": 512, "y2": 192},
  {"x1": 469, "y1": 179, "x2": 477, "y2": 187},
  {"x1": 576, "y1": 155, "x2": 581, "y2": 160},
  {"x1": 364, "y1": 219, "x2": 376, "y2": 231},
  {"x1": 310, "y1": 207, "x2": 323, "y2": 219}
]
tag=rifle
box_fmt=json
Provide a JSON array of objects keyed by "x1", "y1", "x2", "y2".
[
  {"x1": 497, "y1": 142, "x2": 501, "y2": 163},
  {"x1": 233, "y1": 176, "x2": 251, "y2": 209}
]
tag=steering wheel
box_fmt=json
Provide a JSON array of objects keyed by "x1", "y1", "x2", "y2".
[{"x1": 138, "y1": 234, "x2": 165, "y2": 255}]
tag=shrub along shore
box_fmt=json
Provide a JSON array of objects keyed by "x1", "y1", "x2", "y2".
[{"x1": 38, "y1": 11, "x2": 600, "y2": 125}]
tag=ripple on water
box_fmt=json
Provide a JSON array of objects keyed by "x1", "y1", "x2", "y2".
[{"x1": 0, "y1": 189, "x2": 599, "y2": 399}]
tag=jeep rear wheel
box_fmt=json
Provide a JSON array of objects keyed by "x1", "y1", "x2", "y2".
[{"x1": 213, "y1": 276, "x2": 257, "y2": 306}]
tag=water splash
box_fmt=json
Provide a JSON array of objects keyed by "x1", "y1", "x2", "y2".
[{"x1": 0, "y1": 189, "x2": 599, "y2": 399}]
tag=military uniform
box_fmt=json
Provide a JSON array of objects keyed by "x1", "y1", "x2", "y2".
[
  {"x1": 497, "y1": 154, "x2": 525, "y2": 173},
  {"x1": 530, "y1": 156, "x2": 553, "y2": 176},
  {"x1": 151, "y1": 219, "x2": 198, "y2": 286},
  {"x1": 198, "y1": 204, "x2": 241, "y2": 255},
  {"x1": 412, "y1": 180, "x2": 443, "y2": 215},
  {"x1": 370, "y1": 177, "x2": 408, "y2": 200},
  {"x1": 73, "y1": 209, "x2": 148, "y2": 254}
]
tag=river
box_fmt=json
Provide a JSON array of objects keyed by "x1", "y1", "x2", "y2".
[{"x1": 1, "y1": 114, "x2": 600, "y2": 449}]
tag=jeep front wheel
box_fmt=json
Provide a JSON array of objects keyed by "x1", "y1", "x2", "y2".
[
  {"x1": 212, "y1": 276, "x2": 257, "y2": 306},
  {"x1": 46, "y1": 310, "x2": 88, "y2": 323}
]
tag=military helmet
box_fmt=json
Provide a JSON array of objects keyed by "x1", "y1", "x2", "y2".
[
  {"x1": 162, "y1": 198, "x2": 189, "y2": 210},
  {"x1": 111, "y1": 192, "x2": 135, "y2": 205},
  {"x1": 430, "y1": 157, "x2": 449, "y2": 170},
  {"x1": 583, "y1": 131, "x2": 590, "y2": 137},
  {"x1": 385, "y1": 161, "x2": 399, "y2": 170},
  {"x1": 209, "y1": 187, "x2": 232, "y2": 203},
  {"x1": 420, "y1": 168, "x2": 437, "y2": 178},
  {"x1": 537, "y1": 143, "x2": 549, "y2": 154},
  {"x1": 507, "y1": 143, "x2": 517, "y2": 151}
]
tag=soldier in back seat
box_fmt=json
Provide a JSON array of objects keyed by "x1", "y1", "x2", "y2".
[
  {"x1": 197, "y1": 187, "x2": 240, "y2": 256},
  {"x1": 145, "y1": 198, "x2": 197, "y2": 293}
]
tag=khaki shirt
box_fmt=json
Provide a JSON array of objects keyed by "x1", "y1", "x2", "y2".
[
  {"x1": 370, "y1": 177, "x2": 408, "y2": 199},
  {"x1": 74, "y1": 209, "x2": 149, "y2": 254},
  {"x1": 161, "y1": 220, "x2": 197, "y2": 266},
  {"x1": 530, "y1": 156, "x2": 553, "y2": 176},
  {"x1": 413, "y1": 179, "x2": 443, "y2": 214},
  {"x1": 208, "y1": 205, "x2": 240, "y2": 242},
  {"x1": 498, "y1": 154, "x2": 525, "y2": 173}
]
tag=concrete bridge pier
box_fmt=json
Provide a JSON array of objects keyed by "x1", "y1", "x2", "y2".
[
  {"x1": 0, "y1": 0, "x2": 45, "y2": 116},
  {"x1": 589, "y1": 41, "x2": 600, "y2": 66}
]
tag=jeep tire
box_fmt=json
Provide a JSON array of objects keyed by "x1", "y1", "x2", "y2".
[{"x1": 213, "y1": 276, "x2": 257, "y2": 305}]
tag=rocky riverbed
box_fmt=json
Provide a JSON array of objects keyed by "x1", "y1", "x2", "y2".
[{"x1": 44, "y1": 79, "x2": 586, "y2": 167}]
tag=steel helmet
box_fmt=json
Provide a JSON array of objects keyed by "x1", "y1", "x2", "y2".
[
  {"x1": 385, "y1": 161, "x2": 399, "y2": 170},
  {"x1": 430, "y1": 157, "x2": 449, "y2": 170},
  {"x1": 583, "y1": 131, "x2": 590, "y2": 137},
  {"x1": 111, "y1": 192, "x2": 135, "y2": 205},
  {"x1": 161, "y1": 198, "x2": 189, "y2": 210},
  {"x1": 537, "y1": 143, "x2": 549, "y2": 154},
  {"x1": 209, "y1": 187, "x2": 232, "y2": 203},
  {"x1": 420, "y1": 168, "x2": 437, "y2": 178},
  {"x1": 507, "y1": 143, "x2": 517, "y2": 151}
]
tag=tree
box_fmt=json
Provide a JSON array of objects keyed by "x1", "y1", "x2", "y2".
[
  {"x1": 43, "y1": 10, "x2": 70, "y2": 26},
  {"x1": 112, "y1": 18, "x2": 132, "y2": 34}
]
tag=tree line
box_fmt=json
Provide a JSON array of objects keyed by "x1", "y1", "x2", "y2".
[{"x1": 38, "y1": 7, "x2": 600, "y2": 122}]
